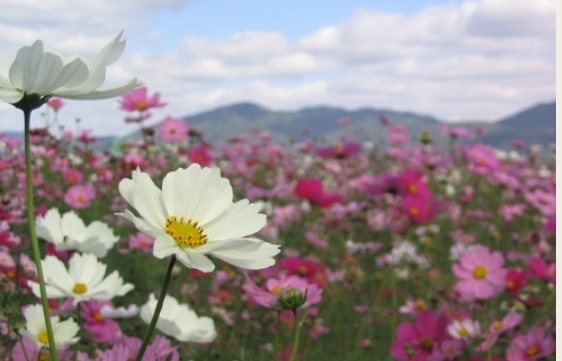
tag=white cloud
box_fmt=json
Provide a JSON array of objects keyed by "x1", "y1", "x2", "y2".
[{"x1": 0, "y1": 0, "x2": 554, "y2": 136}]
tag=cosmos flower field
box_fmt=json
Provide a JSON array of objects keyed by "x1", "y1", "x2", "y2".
[{"x1": 0, "y1": 87, "x2": 555, "y2": 361}]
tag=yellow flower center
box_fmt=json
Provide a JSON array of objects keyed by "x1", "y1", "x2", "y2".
[
  {"x1": 165, "y1": 216, "x2": 208, "y2": 248},
  {"x1": 414, "y1": 300, "x2": 427, "y2": 312},
  {"x1": 407, "y1": 184, "x2": 418, "y2": 194},
  {"x1": 473, "y1": 266, "x2": 487, "y2": 279},
  {"x1": 94, "y1": 312, "x2": 104, "y2": 322},
  {"x1": 457, "y1": 327, "x2": 469, "y2": 337},
  {"x1": 491, "y1": 321, "x2": 503, "y2": 331},
  {"x1": 37, "y1": 330, "x2": 49, "y2": 345},
  {"x1": 409, "y1": 207, "x2": 419, "y2": 216},
  {"x1": 135, "y1": 101, "x2": 148, "y2": 111},
  {"x1": 420, "y1": 337, "x2": 434, "y2": 350},
  {"x1": 72, "y1": 282, "x2": 88, "y2": 294},
  {"x1": 525, "y1": 345, "x2": 539, "y2": 357},
  {"x1": 271, "y1": 285, "x2": 283, "y2": 294}
]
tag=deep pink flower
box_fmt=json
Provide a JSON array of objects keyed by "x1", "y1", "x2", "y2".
[
  {"x1": 294, "y1": 178, "x2": 343, "y2": 208},
  {"x1": 315, "y1": 141, "x2": 361, "y2": 159},
  {"x1": 391, "y1": 310, "x2": 450, "y2": 361},
  {"x1": 119, "y1": 86, "x2": 166, "y2": 112},
  {"x1": 158, "y1": 116, "x2": 189, "y2": 142},
  {"x1": 505, "y1": 268, "x2": 529, "y2": 297},
  {"x1": 528, "y1": 257, "x2": 555, "y2": 285},
  {"x1": 188, "y1": 143, "x2": 214, "y2": 167},
  {"x1": 452, "y1": 246, "x2": 507, "y2": 300},
  {"x1": 506, "y1": 327, "x2": 555, "y2": 361},
  {"x1": 81, "y1": 301, "x2": 122, "y2": 343},
  {"x1": 64, "y1": 184, "x2": 96, "y2": 209},
  {"x1": 279, "y1": 257, "x2": 328, "y2": 286}
]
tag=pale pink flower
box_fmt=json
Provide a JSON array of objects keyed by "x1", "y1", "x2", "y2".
[
  {"x1": 243, "y1": 274, "x2": 322, "y2": 308},
  {"x1": 158, "y1": 116, "x2": 189, "y2": 142},
  {"x1": 506, "y1": 327, "x2": 555, "y2": 361},
  {"x1": 64, "y1": 184, "x2": 96, "y2": 209},
  {"x1": 452, "y1": 245, "x2": 507, "y2": 300},
  {"x1": 478, "y1": 312, "x2": 523, "y2": 351}
]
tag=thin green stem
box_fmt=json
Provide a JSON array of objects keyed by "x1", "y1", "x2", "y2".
[
  {"x1": 23, "y1": 106, "x2": 59, "y2": 361},
  {"x1": 135, "y1": 255, "x2": 177, "y2": 361},
  {"x1": 288, "y1": 310, "x2": 307, "y2": 361}
]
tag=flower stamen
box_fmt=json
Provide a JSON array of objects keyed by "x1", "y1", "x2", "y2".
[
  {"x1": 166, "y1": 216, "x2": 208, "y2": 248},
  {"x1": 72, "y1": 282, "x2": 88, "y2": 294}
]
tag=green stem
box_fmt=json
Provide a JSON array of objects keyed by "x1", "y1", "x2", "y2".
[
  {"x1": 23, "y1": 106, "x2": 59, "y2": 361},
  {"x1": 288, "y1": 311, "x2": 307, "y2": 361},
  {"x1": 135, "y1": 255, "x2": 176, "y2": 361}
]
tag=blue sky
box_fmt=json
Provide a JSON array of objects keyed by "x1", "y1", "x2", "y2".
[
  {"x1": 137, "y1": 0, "x2": 452, "y2": 47},
  {"x1": 0, "y1": 0, "x2": 555, "y2": 136}
]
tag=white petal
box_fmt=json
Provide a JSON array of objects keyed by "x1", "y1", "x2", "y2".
[
  {"x1": 176, "y1": 250, "x2": 215, "y2": 272},
  {"x1": 204, "y1": 200, "x2": 266, "y2": 241},
  {"x1": 152, "y1": 235, "x2": 179, "y2": 259},
  {"x1": 56, "y1": 78, "x2": 141, "y2": 100}
]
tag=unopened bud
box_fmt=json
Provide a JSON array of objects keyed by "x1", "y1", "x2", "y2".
[
  {"x1": 420, "y1": 131, "x2": 432, "y2": 145},
  {"x1": 274, "y1": 287, "x2": 307, "y2": 311}
]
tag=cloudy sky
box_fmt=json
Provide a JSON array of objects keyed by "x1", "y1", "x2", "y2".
[{"x1": 0, "y1": 0, "x2": 555, "y2": 136}]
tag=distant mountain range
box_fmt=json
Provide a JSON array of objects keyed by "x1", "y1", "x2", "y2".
[
  {"x1": 1, "y1": 101, "x2": 555, "y2": 151},
  {"x1": 181, "y1": 101, "x2": 555, "y2": 149}
]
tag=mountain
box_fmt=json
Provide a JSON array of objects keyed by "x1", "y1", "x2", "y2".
[{"x1": 182, "y1": 101, "x2": 555, "y2": 149}]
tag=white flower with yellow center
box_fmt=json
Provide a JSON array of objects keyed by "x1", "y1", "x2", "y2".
[
  {"x1": 140, "y1": 294, "x2": 217, "y2": 343},
  {"x1": 36, "y1": 208, "x2": 119, "y2": 258},
  {"x1": 117, "y1": 164, "x2": 281, "y2": 272},
  {"x1": 0, "y1": 31, "x2": 141, "y2": 105},
  {"x1": 28, "y1": 253, "x2": 134, "y2": 305},
  {"x1": 19, "y1": 304, "x2": 79, "y2": 349}
]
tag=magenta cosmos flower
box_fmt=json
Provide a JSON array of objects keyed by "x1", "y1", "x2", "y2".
[
  {"x1": 158, "y1": 116, "x2": 189, "y2": 143},
  {"x1": 506, "y1": 327, "x2": 555, "y2": 361},
  {"x1": 452, "y1": 245, "x2": 507, "y2": 300},
  {"x1": 119, "y1": 86, "x2": 166, "y2": 112},
  {"x1": 390, "y1": 310, "x2": 450, "y2": 361}
]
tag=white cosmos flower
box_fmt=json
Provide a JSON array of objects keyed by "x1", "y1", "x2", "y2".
[
  {"x1": 140, "y1": 294, "x2": 217, "y2": 343},
  {"x1": 36, "y1": 208, "x2": 119, "y2": 258},
  {"x1": 117, "y1": 164, "x2": 281, "y2": 272},
  {"x1": 0, "y1": 31, "x2": 141, "y2": 104},
  {"x1": 28, "y1": 253, "x2": 134, "y2": 305},
  {"x1": 19, "y1": 304, "x2": 79, "y2": 349}
]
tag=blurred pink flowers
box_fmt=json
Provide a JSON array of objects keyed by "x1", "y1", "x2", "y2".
[
  {"x1": 452, "y1": 245, "x2": 507, "y2": 300},
  {"x1": 506, "y1": 327, "x2": 555, "y2": 361},
  {"x1": 64, "y1": 184, "x2": 96, "y2": 209},
  {"x1": 158, "y1": 116, "x2": 189, "y2": 143}
]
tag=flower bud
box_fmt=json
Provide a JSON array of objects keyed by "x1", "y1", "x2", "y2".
[
  {"x1": 274, "y1": 287, "x2": 307, "y2": 311},
  {"x1": 420, "y1": 130, "x2": 432, "y2": 145}
]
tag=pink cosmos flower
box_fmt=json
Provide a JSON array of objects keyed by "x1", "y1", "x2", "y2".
[
  {"x1": 63, "y1": 184, "x2": 96, "y2": 209},
  {"x1": 528, "y1": 257, "x2": 555, "y2": 285},
  {"x1": 294, "y1": 178, "x2": 343, "y2": 208},
  {"x1": 158, "y1": 116, "x2": 189, "y2": 142},
  {"x1": 243, "y1": 274, "x2": 322, "y2": 308},
  {"x1": 506, "y1": 327, "x2": 555, "y2": 361},
  {"x1": 452, "y1": 245, "x2": 507, "y2": 300},
  {"x1": 81, "y1": 301, "x2": 122, "y2": 343},
  {"x1": 128, "y1": 232, "x2": 154, "y2": 253},
  {"x1": 315, "y1": 141, "x2": 361, "y2": 159},
  {"x1": 188, "y1": 143, "x2": 214, "y2": 167},
  {"x1": 390, "y1": 310, "x2": 450, "y2": 361},
  {"x1": 478, "y1": 312, "x2": 523, "y2": 351},
  {"x1": 119, "y1": 86, "x2": 166, "y2": 112},
  {"x1": 47, "y1": 98, "x2": 64, "y2": 111},
  {"x1": 278, "y1": 256, "x2": 328, "y2": 286},
  {"x1": 62, "y1": 169, "x2": 84, "y2": 185}
]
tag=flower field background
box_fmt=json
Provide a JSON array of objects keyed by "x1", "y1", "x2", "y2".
[{"x1": 0, "y1": 89, "x2": 555, "y2": 361}]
